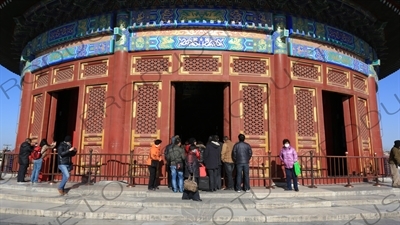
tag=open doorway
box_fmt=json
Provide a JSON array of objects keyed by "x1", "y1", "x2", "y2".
[
  {"x1": 51, "y1": 88, "x2": 79, "y2": 144},
  {"x1": 174, "y1": 82, "x2": 225, "y2": 144},
  {"x1": 322, "y1": 91, "x2": 348, "y2": 176}
]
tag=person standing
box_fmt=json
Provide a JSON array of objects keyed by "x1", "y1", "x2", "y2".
[
  {"x1": 57, "y1": 136, "x2": 77, "y2": 195},
  {"x1": 221, "y1": 136, "x2": 235, "y2": 190},
  {"x1": 389, "y1": 140, "x2": 400, "y2": 188},
  {"x1": 167, "y1": 138, "x2": 186, "y2": 193},
  {"x1": 31, "y1": 139, "x2": 56, "y2": 184},
  {"x1": 17, "y1": 138, "x2": 34, "y2": 184},
  {"x1": 164, "y1": 135, "x2": 179, "y2": 190},
  {"x1": 279, "y1": 139, "x2": 299, "y2": 192},
  {"x1": 182, "y1": 144, "x2": 202, "y2": 201},
  {"x1": 203, "y1": 135, "x2": 221, "y2": 192},
  {"x1": 232, "y1": 134, "x2": 252, "y2": 192},
  {"x1": 146, "y1": 139, "x2": 162, "y2": 191}
]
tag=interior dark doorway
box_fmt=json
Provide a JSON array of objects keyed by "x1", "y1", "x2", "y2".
[
  {"x1": 51, "y1": 87, "x2": 79, "y2": 145},
  {"x1": 322, "y1": 90, "x2": 348, "y2": 176},
  {"x1": 174, "y1": 82, "x2": 225, "y2": 145}
]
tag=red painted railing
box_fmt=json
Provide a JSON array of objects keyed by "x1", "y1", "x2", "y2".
[{"x1": 0, "y1": 149, "x2": 391, "y2": 188}]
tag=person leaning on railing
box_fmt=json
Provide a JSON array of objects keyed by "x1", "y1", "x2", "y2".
[{"x1": 389, "y1": 140, "x2": 400, "y2": 188}]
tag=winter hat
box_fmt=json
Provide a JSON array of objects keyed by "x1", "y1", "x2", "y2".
[
  {"x1": 64, "y1": 136, "x2": 72, "y2": 142},
  {"x1": 394, "y1": 140, "x2": 400, "y2": 148}
]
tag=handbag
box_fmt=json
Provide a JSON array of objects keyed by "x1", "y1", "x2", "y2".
[
  {"x1": 293, "y1": 161, "x2": 301, "y2": 176},
  {"x1": 184, "y1": 175, "x2": 198, "y2": 192}
]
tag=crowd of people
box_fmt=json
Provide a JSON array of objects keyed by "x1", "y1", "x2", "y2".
[
  {"x1": 146, "y1": 134, "x2": 306, "y2": 201},
  {"x1": 17, "y1": 134, "x2": 399, "y2": 198},
  {"x1": 16, "y1": 136, "x2": 77, "y2": 196}
]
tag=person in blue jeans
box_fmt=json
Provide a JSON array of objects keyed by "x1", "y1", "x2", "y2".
[
  {"x1": 31, "y1": 139, "x2": 56, "y2": 184},
  {"x1": 232, "y1": 134, "x2": 253, "y2": 193},
  {"x1": 57, "y1": 136, "x2": 77, "y2": 195},
  {"x1": 167, "y1": 137, "x2": 185, "y2": 193}
]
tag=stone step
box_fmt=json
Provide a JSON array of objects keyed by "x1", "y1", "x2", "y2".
[
  {"x1": 0, "y1": 198, "x2": 399, "y2": 223},
  {"x1": 0, "y1": 189, "x2": 399, "y2": 210},
  {"x1": 2, "y1": 181, "x2": 399, "y2": 199},
  {"x1": 3, "y1": 213, "x2": 398, "y2": 225}
]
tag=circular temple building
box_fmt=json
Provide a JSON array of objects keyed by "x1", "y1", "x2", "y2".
[{"x1": 1, "y1": 0, "x2": 399, "y2": 185}]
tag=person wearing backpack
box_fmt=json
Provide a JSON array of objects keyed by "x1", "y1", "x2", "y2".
[{"x1": 30, "y1": 139, "x2": 56, "y2": 184}]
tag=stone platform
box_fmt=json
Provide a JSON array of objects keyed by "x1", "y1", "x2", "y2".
[{"x1": 0, "y1": 176, "x2": 399, "y2": 225}]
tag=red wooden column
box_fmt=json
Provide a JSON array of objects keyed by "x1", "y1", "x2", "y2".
[
  {"x1": 15, "y1": 72, "x2": 34, "y2": 150},
  {"x1": 169, "y1": 83, "x2": 176, "y2": 137},
  {"x1": 107, "y1": 50, "x2": 128, "y2": 154},
  {"x1": 223, "y1": 84, "x2": 230, "y2": 138},
  {"x1": 273, "y1": 54, "x2": 294, "y2": 154},
  {"x1": 367, "y1": 77, "x2": 383, "y2": 157}
]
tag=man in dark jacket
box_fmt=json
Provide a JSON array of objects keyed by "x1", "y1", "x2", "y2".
[
  {"x1": 167, "y1": 138, "x2": 185, "y2": 193},
  {"x1": 232, "y1": 134, "x2": 252, "y2": 192},
  {"x1": 57, "y1": 136, "x2": 77, "y2": 195},
  {"x1": 203, "y1": 135, "x2": 221, "y2": 192},
  {"x1": 17, "y1": 138, "x2": 34, "y2": 183},
  {"x1": 164, "y1": 135, "x2": 179, "y2": 189},
  {"x1": 389, "y1": 140, "x2": 400, "y2": 187}
]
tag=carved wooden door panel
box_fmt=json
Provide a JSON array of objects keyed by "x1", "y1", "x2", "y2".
[
  {"x1": 29, "y1": 94, "x2": 44, "y2": 140},
  {"x1": 79, "y1": 85, "x2": 107, "y2": 175},
  {"x1": 293, "y1": 87, "x2": 321, "y2": 180},
  {"x1": 131, "y1": 82, "x2": 162, "y2": 184},
  {"x1": 356, "y1": 98, "x2": 372, "y2": 175},
  {"x1": 238, "y1": 83, "x2": 269, "y2": 185}
]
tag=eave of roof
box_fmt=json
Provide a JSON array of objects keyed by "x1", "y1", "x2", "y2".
[{"x1": 0, "y1": 0, "x2": 399, "y2": 80}]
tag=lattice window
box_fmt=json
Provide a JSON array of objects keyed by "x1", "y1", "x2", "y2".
[
  {"x1": 243, "y1": 86, "x2": 265, "y2": 135},
  {"x1": 357, "y1": 99, "x2": 369, "y2": 140},
  {"x1": 85, "y1": 87, "x2": 106, "y2": 134},
  {"x1": 292, "y1": 63, "x2": 319, "y2": 80},
  {"x1": 83, "y1": 62, "x2": 108, "y2": 77},
  {"x1": 31, "y1": 95, "x2": 44, "y2": 137},
  {"x1": 135, "y1": 84, "x2": 159, "y2": 134},
  {"x1": 54, "y1": 67, "x2": 73, "y2": 83},
  {"x1": 36, "y1": 73, "x2": 49, "y2": 88},
  {"x1": 327, "y1": 69, "x2": 348, "y2": 86},
  {"x1": 354, "y1": 76, "x2": 366, "y2": 92},
  {"x1": 135, "y1": 58, "x2": 169, "y2": 73},
  {"x1": 295, "y1": 89, "x2": 315, "y2": 137},
  {"x1": 182, "y1": 57, "x2": 219, "y2": 72},
  {"x1": 233, "y1": 59, "x2": 267, "y2": 75}
]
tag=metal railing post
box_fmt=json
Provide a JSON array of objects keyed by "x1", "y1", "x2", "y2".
[
  {"x1": 344, "y1": 152, "x2": 353, "y2": 188},
  {"x1": 266, "y1": 151, "x2": 275, "y2": 189},
  {"x1": 309, "y1": 151, "x2": 317, "y2": 188},
  {"x1": 85, "y1": 149, "x2": 94, "y2": 185},
  {"x1": 0, "y1": 150, "x2": 6, "y2": 180},
  {"x1": 49, "y1": 150, "x2": 58, "y2": 185},
  {"x1": 127, "y1": 150, "x2": 135, "y2": 187},
  {"x1": 373, "y1": 153, "x2": 381, "y2": 187}
]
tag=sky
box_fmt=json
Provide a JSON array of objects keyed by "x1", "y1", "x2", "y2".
[{"x1": 0, "y1": 65, "x2": 399, "y2": 151}]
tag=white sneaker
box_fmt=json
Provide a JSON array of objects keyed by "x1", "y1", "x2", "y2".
[
  {"x1": 237, "y1": 190, "x2": 241, "y2": 193},
  {"x1": 245, "y1": 190, "x2": 250, "y2": 193}
]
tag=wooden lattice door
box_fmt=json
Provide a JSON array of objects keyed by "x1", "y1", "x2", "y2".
[{"x1": 238, "y1": 83, "x2": 269, "y2": 186}]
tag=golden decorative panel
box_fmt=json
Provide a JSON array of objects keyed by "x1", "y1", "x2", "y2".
[
  {"x1": 179, "y1": 55, "x2": 222, "y2": 75},
  {"x1": 229, "y1": 56, "x2": 270, "y2": 76},
  {"x1": 290, "y1": 61, "x2": 322, "y2": 82},
  {"x1": 131, "y1": 55, "x2": 172, "y2": 75}
]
